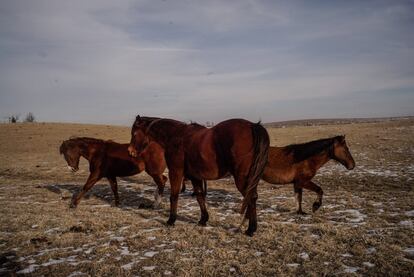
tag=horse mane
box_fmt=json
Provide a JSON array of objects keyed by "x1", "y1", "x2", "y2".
[
  {"x1": 59, "y1": 137, "x2": 114, "y2": 154},
  {"x1": 283, "y1": 136, "x2": 342, "y2": 162},
  {"x1": 188, "y1": 122, "x2": 206, "y2": 129}
]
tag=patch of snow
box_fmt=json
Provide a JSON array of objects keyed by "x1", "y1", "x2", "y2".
[
  {"x1": 287, "y1": 263, "x2": 300, "y2": 267},
  {"x1": 68, "y1": 271, "x2": 87, "y2": 277},
  {"x1": 16, "y1": 265, "x2": 38, "y2": 274},
  {"x1": 363, "y1": 262, "x2": 375, "y2": 268},
  {"x1": 366, "y1": 247, "x2": 376, "y2": 254},
  {"x1": 298, "y1": 252, "x2": 309, "y2": 260},
  {"x1": 120, "y1": 247, "x2": 130, "y2": 256},
  {"x1": 399, "y1": 220, "x2": 413, "y2": 227},
  {"x1": 143, "y1": 266, "x2": 156, "y2": 271},
  {"x1": 403, "y1": 247, "x2": 414, "y2": 256},
  {"x1": 121, "y1": 261, "x2": 138, "y2": 270},
  {"x1": 110, "y1": 236, "x2": 125, "y2": 242},
  {"x1": 343, "y1": 265, "x2": 359, "y2": 273},
  {"x1": 254, "y1": 251, "x2": 263, "y2": 257},
  {"x1": 84, "y1": 247, "x2": 94, "y2": 255},
  {"x1": 44, "y1": 227, "x2": 60, "y2": 234},
  {"x1": 333, "y1": 209, "x2": 367, "y2": 223},
  {"x1": 143, "y1": 251, "x2": 159, "y2": 258},
  {"x1": 142, "y1": 228, "x2": 161, "y2": 233},
  {"x1": 229, "y1": 267, "x2": 236, "y2": 272},
  {"x1": 405, "y1": 210, "x2": 414, "y2": 217},
  {"x1": 42, "y1": 256, "x2": 77, "y2": 266},
  {"x1": 147, "y1": 236, "x2": 156, "y2": 241},
  {"x1": 341, "y1": 253, "x2": 353, "y2": 257},
  {"x1": 164, "y1": 270, "x2": 172, "y2": 275},
  {"x1": 119, "y1": 226, "x2": 130, "y2": 232}
]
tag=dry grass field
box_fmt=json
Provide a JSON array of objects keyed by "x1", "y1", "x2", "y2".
[{"x1": 0, "y1": 118, "x2": 413, "y2": 276}]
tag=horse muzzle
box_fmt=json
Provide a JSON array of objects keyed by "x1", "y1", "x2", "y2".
[
  {"x1": 128, "y1": 145, "x2": 137, "y2": 158},
  {"x1": 347, "y1": 161, "x2": 355, "y2": 170}
]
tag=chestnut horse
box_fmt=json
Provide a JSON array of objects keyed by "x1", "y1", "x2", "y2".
[
  {"x1": 262, "y1": 135, "x2": 355, "y2": 214},
  {"x1": 128, "y1": 116, "x2": 269, "y2": 236},
  {"x1": 59, "y1": 137, "x2": 168, "y2": 208}
]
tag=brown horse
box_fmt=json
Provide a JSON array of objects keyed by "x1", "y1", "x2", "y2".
[
  {"x1": 262, "y1": 135, "x2": 355, "y2": 214},
  {"x1": 59, "y1": 137, "x2": 168, "y2": 208},
  {"x1": 128, "y1": 116, "x2": 269, "y2": 236}
]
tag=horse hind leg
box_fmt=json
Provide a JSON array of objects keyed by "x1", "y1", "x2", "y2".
[
  {"x1": 191, "y1": 178, "x2": 209, "y2": 226},
  {"x1": 234, "y1": 173, "x2": 258, "y2": 236},
  {"x1": 245, "y1": 190, "x2": 258, "y2": 236},
  {"x1": 107, "y1": 177, "x2": 120, "y2": 207},
  {"x1": 166, "y1": 170, "x2": 183, "y2": 226},
  {"x1": 293, "y1": 184, "x2": 305, "y2": 215}
]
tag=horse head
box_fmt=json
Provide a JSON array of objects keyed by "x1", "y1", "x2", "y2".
[
  {"x1": 128, "y1": 115, "x2": 155, "y2": 157},
  {"x1": 332, "y1": 135, "x2": 355, "y2": 170},
  {"x1": 59, "y1": 140, "x2": 81, "y2": 172}
]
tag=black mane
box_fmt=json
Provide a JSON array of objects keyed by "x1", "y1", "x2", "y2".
[
  {"x1": 59, "y1": 137, "x2": 113, "y2": 154},
  {"x1": 283, "y1": 136, "x2": 341, "y2": 162}
]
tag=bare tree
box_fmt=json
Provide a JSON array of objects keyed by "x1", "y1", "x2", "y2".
[
  {"x1": 24, "y1": 112, "x2": 36, "y2": 123},
  {"x1": 8, "y1": 114, "x2": 20, "y2": 123}
]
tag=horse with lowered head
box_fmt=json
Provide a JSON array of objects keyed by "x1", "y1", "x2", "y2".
[
  {"x1": 128, "y1": 116, "x2": 270, "y2": 236},
  {"x1": 262, "y1": 135, "x2": 355, "y2": 214},
  {"x1": 59, "y1": 137, "x2": 168, "y2": 208}
]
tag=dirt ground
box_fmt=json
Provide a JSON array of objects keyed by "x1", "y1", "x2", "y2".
[{"x1": 0, "y1": 118, "x2": 413, "y2": 276}]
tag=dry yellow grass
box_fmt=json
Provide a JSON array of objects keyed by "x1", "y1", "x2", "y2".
[{"x1": 0, "y1": 119, "x2": 413, "y2": 276}]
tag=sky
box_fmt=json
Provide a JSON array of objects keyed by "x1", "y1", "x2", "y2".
[{"x1": 0, "y1": 0, "x2": 413, "y2": 125}]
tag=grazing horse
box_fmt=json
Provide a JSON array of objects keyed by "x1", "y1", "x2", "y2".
[
  {"x1": 262, "y1": 135, "x2": 355, "y2": 214},
  {"x1": 128, "y1": 116, "x2": 269, "y2": 236},
  {"x1": 59, "y1": 137, "x2": 168, "y2": 208}
]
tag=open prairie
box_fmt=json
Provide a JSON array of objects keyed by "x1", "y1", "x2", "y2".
[{"x1": 0, "y1": 118, "x2": 413, "y2": 276}]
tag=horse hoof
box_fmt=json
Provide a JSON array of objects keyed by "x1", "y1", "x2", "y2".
[
  {"x1": 312, "y1": 202, "x2": 321, "y2": 212},
  {"x1": 69, "y1": 202, "x2": 77, "y2": 209},
  {"x1": 198, "y1": 221, "x2": 207, "y2": 227},
  {"x1": 245, "y1": 230, "x2": 255, "y2": 237},
  {"x1": 296, "y1": 210, "x2": 307, "y2": 215},
  {"x1": 166, "y1": 219, "x2": 175, "y2": 226}
]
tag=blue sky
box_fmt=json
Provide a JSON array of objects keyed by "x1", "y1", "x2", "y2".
[{"x1": 0, "y1": 0, "x2": 413, "y2": 125}]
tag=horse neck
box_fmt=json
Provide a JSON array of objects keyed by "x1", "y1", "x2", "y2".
[
  {"x1": 77, "y1": 142, "x2": 94, "y2": 161},
  {"x1": 148, "y1": 120, "x2": 186, "y2": 148},
  {"x1": 307, "y1": 150, "x2": 331, "y2": 170}
]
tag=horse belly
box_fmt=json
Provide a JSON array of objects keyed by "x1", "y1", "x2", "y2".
[
  {"x1": 262, "y1": 166, "x2": 295, "y2": 184},
  {"x1": 107, "y1": 159, "x2": 141, "y2": 177}
]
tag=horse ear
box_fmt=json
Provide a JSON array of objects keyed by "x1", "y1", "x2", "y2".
[{"x1": 136, "y1": 115, "x2": 141, "y2": 121}]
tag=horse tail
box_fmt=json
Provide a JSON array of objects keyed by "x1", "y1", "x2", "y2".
[{"x1": 240, "y1": 122, "x2": 270, "y2": 216}]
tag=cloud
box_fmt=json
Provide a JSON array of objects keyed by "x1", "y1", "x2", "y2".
[{"x1": 0, "y1": 0, "x2": 413, "y2": 124}]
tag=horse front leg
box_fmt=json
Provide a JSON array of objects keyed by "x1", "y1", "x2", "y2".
[
  {"x1": 151, "y1": 174, "x2": 167, "y2": 208},
  {"x1": 107, "y1": 177, "x2": 119, "y2": 207},
  {"x1": 191, "y1": 178, "x2": 209, "y2": 226},
  {"x1": 70, "y1": 172, "x2": 101, "y2": 208},
  {"x1": 293, "y1": 183, "x2": 305, "y2": 215},
  {"x1": 301, "y1": 181, "x2": 324, "y2": 212},
  {"x1": 167, "y1": 170, "x2": 183, "y2": 226}
]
